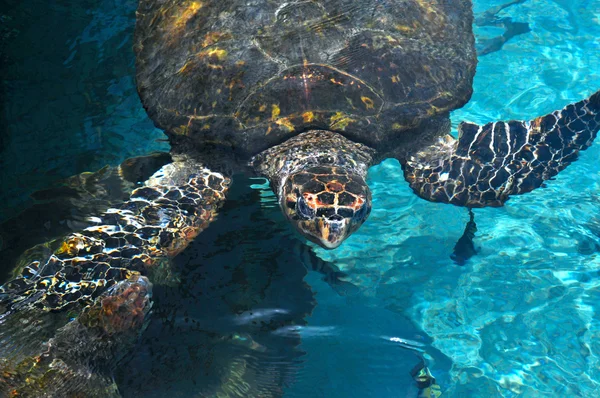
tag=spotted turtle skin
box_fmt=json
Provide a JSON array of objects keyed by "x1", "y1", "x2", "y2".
[
  {"x1": 0, "y1": 161, "x2": 230, "y2": 397},
  {"x1": 0, "y1": 162, "x2": 229, "y2": 314},
  {"x1": 0, "y1": 274, "x2": 152, "y2": 398},
  {"x1": 134, "y1": 0, "x2": 477, "y2": 157}
]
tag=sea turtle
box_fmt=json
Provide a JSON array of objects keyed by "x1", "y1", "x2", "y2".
[
  {"x1": 132, "y1": 0, "x2": 599, "y2": 249},
  {"x1": 1, "y1": 0, "x2": 599, "y2": 395}
]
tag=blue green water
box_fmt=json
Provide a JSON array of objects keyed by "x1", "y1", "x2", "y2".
[
  {"x1": 303, "y1": 1, "x2": 600, "y2": 396},
  {"x1": 1, "y1": 0, "x2": 600, "y2": 396}
]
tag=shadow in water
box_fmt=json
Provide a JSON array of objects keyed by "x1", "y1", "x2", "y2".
[
  {"x1": 115, "y1": 177, "x2": 317, "y2": 397},
  {"x1": 0, "y1": 170, "x2": 445, "y2": 397}
]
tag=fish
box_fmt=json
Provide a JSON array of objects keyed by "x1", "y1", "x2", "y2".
[
  {"x1": 233, "y1": 308, "x2": 290, "y2": 325},
  {"x1": 271, "y1": 325, "x2": 337, "y2": 338}
]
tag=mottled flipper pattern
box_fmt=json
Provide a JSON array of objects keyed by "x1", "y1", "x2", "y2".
[
  {"x1": 0, "y1": 275, "x2": 152, "y2": 397},
  {"x1": 403, "y1": 90, "x2": 600, "y2": 207},
  {"x1": 0, "y1": 161, "x2": 229, "y2": 314},
  {"x1": 0, "y1": 160, "x2": 230, "y2": 396}
]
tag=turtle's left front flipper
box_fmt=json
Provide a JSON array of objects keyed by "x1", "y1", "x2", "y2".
[{"x1": 403, "y1": 90, "x2": 600, "y2": 207}]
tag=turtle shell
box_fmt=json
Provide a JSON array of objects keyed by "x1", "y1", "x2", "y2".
[{"x1": 134, "y1": 0, "x2": 476, "y2": 156}]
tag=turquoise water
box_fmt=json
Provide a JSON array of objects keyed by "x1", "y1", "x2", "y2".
[
  {"x1": 1, "y1": 0, "x2": 600, "y2": 397},
  {"x1": 303, "y1": 1, "x2": 600, "y2": 396}
]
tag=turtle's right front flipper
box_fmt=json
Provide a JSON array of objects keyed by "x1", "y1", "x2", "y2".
[
  {"x1": 403, "y1": 90, "x2": 600, "y2": 208},
  {"x1": 0, "y1": 274, "x2": 152, "y2": 397},
  {"x1": 0, "y1": 158, "x2": 230, "y2": 314},
  {"x1": 0, "y1": 158, "x2": 230, "y2": 396},
  {"x1": 0, "y1": 152, "x2": 172, "y2": 278}
]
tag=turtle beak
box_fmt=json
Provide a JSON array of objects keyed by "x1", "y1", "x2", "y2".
[
  {"x1": 299, "y1": 218, "x2": 350, "y2": 249},
  {"x1": 290, "y1": 195, "x2": 371, "y2": 249}
]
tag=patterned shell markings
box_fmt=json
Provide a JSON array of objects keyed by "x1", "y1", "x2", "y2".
[{"x1": 134, "y1": 0, "x2": 476, "y2": 155}]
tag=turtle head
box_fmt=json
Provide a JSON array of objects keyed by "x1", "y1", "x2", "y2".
[
  {"x1": 252, "y1": 130, "x2": 375, "y2": 249},
  {"x1": 281, "y1": 166, "x2": 371, "y2": 249}
]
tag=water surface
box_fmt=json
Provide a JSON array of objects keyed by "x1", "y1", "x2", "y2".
[{"x1": 1, "y1": 0, "x2": 600, "y2": 396}]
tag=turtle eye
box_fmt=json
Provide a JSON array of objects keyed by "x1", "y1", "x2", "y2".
[
  {"x1": 352, "y1": 202, "x2": 371, "y2": 223},
  {"x1": 296, "y1": 197, "x2": 315, "y2": 219}
]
